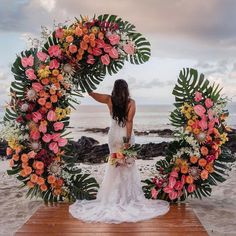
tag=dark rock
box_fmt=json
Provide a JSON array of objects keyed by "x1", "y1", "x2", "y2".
[
  {"x1": 225, "y1": 129, "x2": 236, "y2": 153},
  {"x1": 137, "y1": 142, "x2": 169, "y2": 159},
  {"x1": 0, "y1": 140, "x2": 8, "y2": 157},
  {"x1": 82, "y1": 127, "x2": 174, "y2": 137}
]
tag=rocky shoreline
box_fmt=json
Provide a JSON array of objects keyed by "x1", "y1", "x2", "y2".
[{"x1": 0, "y1": 128, "x2": 235, "y2": 164}]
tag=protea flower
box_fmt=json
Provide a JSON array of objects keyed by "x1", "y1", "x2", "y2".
[
  {"x1": 47, "y1": 161, "x2": 62, "y2": 176},
  {"x1": 25, "y1": 89, "x2": 37, "y2": 101},
  {"x1": 29, "y1": 141, "x2": 42, "y2": 151},
  {"x1": 188, "y1": 166, "x2": 201, "y2": 180}
]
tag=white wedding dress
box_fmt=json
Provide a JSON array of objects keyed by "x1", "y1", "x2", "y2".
[{"x1": 69, "y1": 117, "x2": 170, "y2": 223}]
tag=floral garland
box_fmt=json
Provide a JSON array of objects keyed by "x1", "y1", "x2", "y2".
[
  {"x1": 0, "y1": 15, "x2": 151, "y2": 202},
  {"x1": 142, "y1": 68, "x2": 235, "y2": 201}
]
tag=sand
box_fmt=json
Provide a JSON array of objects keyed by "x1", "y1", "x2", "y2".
[{"x1": 0, "y1": 157, "x2": 235, "y2": 236}]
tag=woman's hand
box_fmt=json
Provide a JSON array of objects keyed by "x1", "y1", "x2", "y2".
[{"x1": 124, "y1": 143, "x2": 131, "y2": 150}]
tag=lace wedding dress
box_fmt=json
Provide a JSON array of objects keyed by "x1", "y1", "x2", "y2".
[{"x1": 69, "y1": 117, "x2": 170, "y2": 223}]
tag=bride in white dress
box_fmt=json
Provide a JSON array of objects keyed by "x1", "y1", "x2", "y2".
[{"x1": 69, "y1": 79, "x2": 169, "y2": 223}]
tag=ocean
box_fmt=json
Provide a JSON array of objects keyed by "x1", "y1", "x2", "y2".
[{"x1": 0, "y1": 103, "x2": 235, "y2": 145}]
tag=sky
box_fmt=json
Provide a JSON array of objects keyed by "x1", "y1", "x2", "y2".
[{"x1": 0, "y1": 0, "x2": 236, "y2": 106}]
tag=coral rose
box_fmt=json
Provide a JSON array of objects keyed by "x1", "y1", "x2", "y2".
[
  {"x1": 21, "y1": 153, "x2": 29, "y2": 163},
  {"x1": 48, "y1": 175, "x2": 56, "y2": 184},
  {"x1": 40, "y1": 184, "x2": 48, "y2": 192},
  {"x1": 186, "y1": 175, "x2": 194, "y2": 184},
  {"x1": 187, "y1": 184, "x2": 196, "y2": 193},
  {"x1": 37, "y1": 177, "x2": 45, "y2": 186},
  {"x1": 30, "y1": 174, "x2": 39, "y2": 183},
  {"x1": 198, "y1": 158, "x2": 207, "y2": 167},
  {"x1": 181, "y1": 165, "x2": 188, "y2": 174},
  {"x1": 38, "y1": 98, "x2": 46, "y2": 106},
  {"x1": 50, "y1": 95, "x2": 58, "y2": 103},
  {"x1": 101, "y1": 54, "x2": 110, "y2": 65},
  {"x1": 27, "y1": 181, "x2": 35, "y2": 188},
  {"x1": 200, "y1": 170, "x2": 209, "y2": 180},
  {"x1": 66, "y1": 35, "x2": 74, "y2": 43},
  {"x1": 200, "y1": 146, "x2": 209, "y2": 156},
  {"x1": 69, "y1": 44, "x2": 77, "y2": 54},
  {"x1": 30, "y1": 129, "x2": 41, "y2": 140},
  {"x1": 190, "y1": 156, "x2": 198, "y2": 164},
  {"x1": 35, "y1": 161, "x2": 44, "y2": 170},
  {"x1": 24, "y1": 166, "x2": 32, "y2": 175}
]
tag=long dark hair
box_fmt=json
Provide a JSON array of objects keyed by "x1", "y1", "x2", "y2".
[{"x1": 111, "y1": 79, "x2": 130, "y2": 127}]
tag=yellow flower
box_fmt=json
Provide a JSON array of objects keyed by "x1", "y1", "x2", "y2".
[
  {"x1": 187, "y1": 120, "x2": 194, "y2": 126},
  {"x1": 220, "y1": 132, "x2": 228, "y2": 145},
  {"x1": 38, "y1": 66, "x2": 51, "y2": 78},
  {"x1": 186, "y1": 126, "x2": 193, "y2": 132}
]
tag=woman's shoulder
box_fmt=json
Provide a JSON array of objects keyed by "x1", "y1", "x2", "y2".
[{"x1": 129, "y1": 98, "x2": 135, "y2": 105}]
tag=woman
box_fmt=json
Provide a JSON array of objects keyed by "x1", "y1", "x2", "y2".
[{"x1": 69, "y1": 79, "x2": 169, "y2": 223}]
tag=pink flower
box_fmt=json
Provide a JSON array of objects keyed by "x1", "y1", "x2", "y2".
[
  {"x1": 163, "y1": 186, "x2": 173, "y2": 194},
  {"x1": 49, "y1": 59, "x2": 59, "y2": 69},
  {"x1": 168, "y1": 176, "x2": 177, "y2": 188},
  {"x1": 123, "y1": 42, "x2": 135, "y2": 55},
  {"x1": 48, "y1": 45, "x2": 61, "y2": 58},
  {"x1": 30, "y1": 130, "x2": 40, "y2": 140},
  {"x1": 194, "y1": 91, "x2": 203, "y2": 102},
  {"x1": 205, "y1": 98, "x2": 213, "y2": 108},
  {"x1": 51, "y1": 133, "x2": 61, "y2": 141},
  {"x1": 87, "y1": 55, "x2": 95, "y2": 65},
  {"x1": 21, "y1": 55, "x2": 34, "y2": 68},
  {"x1": 151, "y1": 188, "x2": 158, "y2": 199},
  {"x1": 170, "y1": 170, "x2": 178, "y2": 178},
  {"x1": 58, "y1": 138, "x2": 68, "y2": 147},
  {"x1": 25, "y1": 69, "x2": 36, "y2": 80},
  {"x1": 39, "y1": 123, "x2": 47, "y2": 133},
  {"x1": 37, "y1": 51, "x2": 48, "y2": 62},
  {"x1": 208, "y1": 109, "x2": 214, "y2": 120},
  {"x1": 69, "y1": 44, "x2": 77, "y2": 54},
  {"x1": 32, "y1": 82, "x2": 43, "y2": 92},
  {"x1": 181, "y1": 175, "x2": 186, "y2": 184},
  {"x1": 28, "y1": 150, "x2": 36, "y2": 158},
  {"x1": 49, "y1": 142, "x2": 59, "y2": 154},
  {"x1": 32, "y1": 111, "x2": 42, "y2": 123},
  {"x1": 53, "y1": 122, "x2": 64, "y2": 131},
  {"x1": 96, "y1": 39, "x2": 105, "y2": 48},
  {"x1": 194, "y1": 104, "x2": 206, "y2": 117},
  {"x1": 199, "y1": 118, "x2": 208, "y2": 131},
  {"x1": 55, "y1": 28, "x2": 64, "y2": 39},
  {"x1": 42, "y1": 134, "x2": 52, "y2": 143},
  {"x1": 187, "y1": 184, "x2": 196, "y2": 193},
  {"x1": 108, "y1": 34, "x2": 120, "y2": 45},
  {"x1": 206, "y1": 155, "x2": 216, "y2": 162},
  {"x1": 92, "y1": 48, "x2": 103, "y2": 56},
  {"x1": 109, "y1": 48, "x2": 119, "y2": 59},
  {"x1": 169, "y1": 191, "x2": 178, "y2": 200},
  {"x1": 174, "y1": 181, "x2": 183, "y2": 191},
  {"x1": 47, "y1": 110, "x2": 56, "y2": 121},
  {"x1": 101, "y1": 54, "x2": 110, "y2": 65},
  {"x1": 103, "y1": 44, "x2": 112, "y2": 53}
]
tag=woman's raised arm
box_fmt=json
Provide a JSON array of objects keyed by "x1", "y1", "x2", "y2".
[{"x1": 88, "y1": 92, "x2": 110, "y2": 104}]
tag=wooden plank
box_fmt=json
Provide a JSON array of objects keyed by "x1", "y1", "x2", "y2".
[{"x1": 15, "y1": 203, "x2": 208, "y2": 236}]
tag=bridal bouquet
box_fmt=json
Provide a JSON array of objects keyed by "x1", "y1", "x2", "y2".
[{"x1": 108, "y1": 141, "x2": 139, "y2": 167}]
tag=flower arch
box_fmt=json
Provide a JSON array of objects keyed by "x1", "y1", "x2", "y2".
[
  {"x1": 1, "y1": 15, "x2": 235, "y2": 203},
  {"x1": 2, "y1": 15, "x2": 151, "y2": 202}
]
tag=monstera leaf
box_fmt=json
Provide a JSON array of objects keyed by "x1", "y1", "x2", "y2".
[{"x1": 170, "y1": 68, "x2": 223, "y2": 127}]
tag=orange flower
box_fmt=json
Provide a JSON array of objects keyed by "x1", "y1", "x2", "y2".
[
  {"x1": 48, "y1": 175, "x2": 56, "y2": 184},
  {"x1": 83, "y1": 34, "x2": 90, "y2": 43},
  {"x1": 181, "y1": 165, "x2": 188, "y2": 174},
  {"x1": 186, "y1": 126, "x2": 192, "y2": 132},
  {"x1": 82, "y1": 27, "x2": 88, "y2": 34},
  {"x1": 190, "y1": 156, "x2": 198, "y2": 164},
  {"x1": 200, "y1": 146, "x2": 208, "y2": 156},
  {"x1": 6, "y1": 147, "x2": 13, "y2": 156},
  {"x1": 45, "y1": 102, "x2": 52, "y2": 109},
  {"x1": 21, "y1": 154, "x2": 29, "y2": 163},
  {"x1": 50, "y1": 77, "x2": 57, "y2": 84},
  {"x1": 52, "y1": 69, "x2": 59, "y2": 77},
  {"x1": 206, "y1": 135, "x2": 212, "y2": 142},
  {"x1": 27, "y1": 181, "x2": 35, "y2": 188},
  {"x1": 37, "y1": 177, "x2": 45, "y2": 186},
  {"x1": 22, "y1": 162, "x2": 28, "y2": 168},
  {"x1": 57, "y1": 74, "x2": 63, "y2": 81},
  {"x1": 35, "y1": 161, "x2": 44, "y2": 170},
  {"x1": 13, "y1": 154, "x2": 19, "y2": 161},
  {"x1": 193, "y1": 128, "x2": 200, "y2": 135},
  {"x1": 57, "y1": 91, "x2": 62, "y2": 97},
  {"x1": 40, "y1": 184, "x2": 48, "y2": 192},
  {"x1": 56, "y1": 178, "x2": 64, "y2": 187},
  {"x1": 66, "y1": 35, "x2": 74, "y2": 43},
  {"x1": 89, "y1": 33, "x2": 95, "y2": 41},
  {"x1": 205, "y1": 164, "x2": 214, "y2": 173},
  {"x1": 30, "y1": 174, "x2": 39, "y2": 183},
  {"x1": 53, "y1": 188, "x2": 62, "y2": 195},
  {"x1": 80, "y1": 41, "x2": 88, "y2": 50},
  {"x1": 69, "y1": 44, "x2": 78, "y2": 54},
  {"x1": 212, "y1": 143, "x2": 219, "y2": 151},
  {"x1": 90, "y1": 40, "x2": 96, "y2": 47},
  {"x1": 49, "y1": 88, "x2": 56, "y2": 95},
  {"x1": 187, "y1": 120, "x2": 194, "y2": 126},
  {"x1": 186, "y1": 175, "x2": 194, "y2": 184},
  {"x1": 20, "y1": 169, "x2": 27, "y2": 177},
  {"x1": 198, "y1": 158, "x2": 207, "y2": 167},
  {"x1": 38, "y1": 97, "x2": 46, "y2": 106},
  {"x1": 78, "y1": 48, "x2": 84, "y2": 56},
  {"x1": 41, "y1": 78, "x2": 50, "y2": 85},
  {"x1": 75, "y1": 26, "x2": 83, "y2": 36},
  {"x1": 50, "y1": 95, "x2": 58, "y2": 103},
  {"x1": 200, "y1": 170, "x2": 209, "y2": 180},
  {"x1": 76, "y1": 54, "x2": 83, "y2": 61},
  {"x1": 24, "y1": 166, "x2": 32, "y2": 175}
]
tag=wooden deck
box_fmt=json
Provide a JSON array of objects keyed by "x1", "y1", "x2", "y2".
[{"x1": 15, "y1": 203, "x2": 208, "y2": 236}]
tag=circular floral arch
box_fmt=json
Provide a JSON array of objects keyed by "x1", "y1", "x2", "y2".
[{"x1": 1, "y1": 15, "x2": 235, "y2": 203}]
